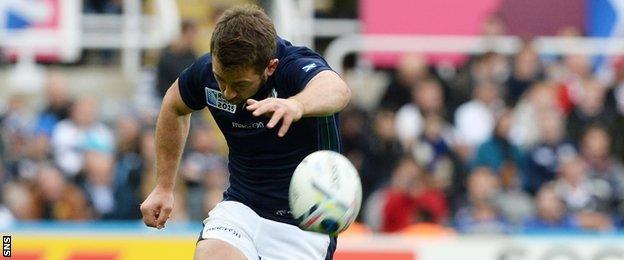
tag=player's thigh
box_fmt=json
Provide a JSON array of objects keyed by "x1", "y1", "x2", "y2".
[
  {"x1": 194, "y1": 239, "x2": 247, "y2": 260},
  {"x1": 197, "y1": 201, "x2": 260, "y2": 259},
  {"x1": 256, "y1": 218, "x2": 334, "y2": 260}
]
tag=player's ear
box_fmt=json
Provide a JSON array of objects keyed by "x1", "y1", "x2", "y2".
[{"x1": 266, "y1": 58, "x2": 279, "y2": 76}]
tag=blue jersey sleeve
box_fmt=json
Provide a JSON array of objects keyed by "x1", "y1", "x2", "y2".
[
  {"x1": 276, "y1": 50, "x2": 333, "y2": 96},
  {"x1": 177, "y1": 54, "x2": 211, "y2": 110}
]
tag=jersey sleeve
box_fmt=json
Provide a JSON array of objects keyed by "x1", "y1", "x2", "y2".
[
  {"x1": 177, "y1": 54, "x2": 211, "y2": 110},
  {"x1": 276, "y1": 50, "x2": 334, "y2": 96}
]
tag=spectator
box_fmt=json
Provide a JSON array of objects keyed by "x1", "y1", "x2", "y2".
[
  {"x1": 506, "y1": 44, "x2": 543, "y2": 106},
  {"x1": 35, "y1": 73, "x2": 73, "y2": 138},
  {"x1": 494, "y1": 168, "x2": 534, "y2": 229},
  {"x1": 448, "y1": 52, "x2": 507, "y2": 112},
  {"x1": 395, "y1": 78, "x2": 447, "y2": 149},
  {"x1": 112, "y1": 115, "x2": 144, "y2": 219},
  {"x1": 14, "y1": 134, "x2": 52, "y2": 181},
  {"x1": 1, "y1": 94, "x2": 37, "y2": 176},
  {"x1": 81, "y1": 151, "x2": 116, "y2": 219},
  {"x1": 181, "y1": 124, "x2": 228, "y2": 221},
  {"x1": 604, "y1": 58, "x2": 624, "y2": 159},
  {"x1": 526, "y1": 109, "x2": 576, "y2": 194},
  {"x1": 379, "y1": 54, "x2": 430, "y2": 111},
  {"x1": 496, "y1": 155, "x2": 534, "y2": 227},
  {"x1": 416, "y1": 113, "x2": 469, "y2": 215},
  {"x1": 554, "y1": 155, "x2": 607, "y2": 212},
  {"x1": 33, "y1": 163, "x2": 92, "y2": 220},
  {"x1": 114, "y1": 115, "x2": 142, "y2": 172},
  {"x1": 2, "y1": 181, "x2": 39, "y2": 220},
  {"x1": 566, "y1": 80, "x2": 616, "y2": 142},
  {"x1": 381, "y1": 157, "x2": 448, "y2": 232},
  {"x1": 471, "y1": 110, "x2": 527, "y2": 183},
  {"x1": 579, "y1": 125, "x2": 624, "y2": 221},
  {"x1": 454, "y1": 80, "x2": 505, "y2": 154},
  {"x1": 156, "y1": 20, "x2": 199, "y2": 98},
  {"x1": 555, "y1": 54, "x2": 592, "y2": 115},
  {"x1": 359, "y1": 109, "x2": 403, "y2": 203},
  {"x1": 581, "y1": 125, "x2": 624, "y2": 180},
  {"x1": 471, "y1": 52, "x2": 510, "y2": 86},
  {"x1": 523, "y1": 183, "x2": 579, "y2": 230},
  {"x1": 510, "y1": 81, "x2": 560, "y2": 148},
  {"x1": 51, "y1": 96, "x2": 114, "y2": 178},
  {"x1": 411, "y1": 114, "x2": 458, "y2": 192},
  {"x1": 81, "y1": 149, "x2": 145, "y2": 220},
  {"x1": 553, "y1": 155, "x2": 614, "y2": 231},
  {"x1": 339, "y1": 105, "x2": 368, "y2": 172},
  {"x1": 454, "y1": 167, "x2": 507, "y2": 233}
]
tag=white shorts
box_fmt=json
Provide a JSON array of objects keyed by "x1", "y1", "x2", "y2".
[{"x1": 198, "y1": 201, "x2": 336, "y2": 260}]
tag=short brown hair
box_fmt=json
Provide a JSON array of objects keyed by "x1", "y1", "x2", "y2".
[{"x1": 210, "y1": 5, "x2": 277, "y2": 73}]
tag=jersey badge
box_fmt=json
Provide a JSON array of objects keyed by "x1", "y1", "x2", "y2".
[{"x1": 205, "y1": 88, "x2": 237, "y2": 113}]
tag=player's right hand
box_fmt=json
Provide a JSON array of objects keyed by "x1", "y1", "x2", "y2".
[{"x1": 140, "y1": 186, "x2": 174, "y2": 229}]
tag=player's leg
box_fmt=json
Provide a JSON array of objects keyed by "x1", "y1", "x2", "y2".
[
  {"x1": 197, "y1": 201, "x2": 260, "y2": 260},
  {"x1": 194, "y1": 239, "x2": 247, "y2": 260}
]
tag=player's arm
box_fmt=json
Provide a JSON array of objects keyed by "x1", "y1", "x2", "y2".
[
  {"x1": 246, "y1": 70, "x2": 351, "y2": 137},
  {"x1": 140, "y1": 79, "x2": 193, "y2": 229},
  {"x1": 290, "y1": 70, "x2": 351, "y2": 116}
]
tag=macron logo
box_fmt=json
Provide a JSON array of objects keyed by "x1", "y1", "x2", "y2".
[{"x1": 302, "y1": 63, "x2": 317, "y2": 72}]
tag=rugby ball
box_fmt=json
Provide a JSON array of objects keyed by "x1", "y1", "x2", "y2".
[{"x1": 289, "y1": 150, "x2": 362, "y2": 235}]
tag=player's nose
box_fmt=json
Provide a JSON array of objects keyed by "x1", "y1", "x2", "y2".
[{"x1": 223, "y1": 87, "x2": 237, "y2": 101}]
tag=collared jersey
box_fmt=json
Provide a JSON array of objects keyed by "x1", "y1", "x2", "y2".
[{"x1": 177, "y1": 37, "x2": 341, "y2": 225}]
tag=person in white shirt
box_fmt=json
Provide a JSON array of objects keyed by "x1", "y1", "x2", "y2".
[
  {"x1": 51, "y1": 97, "x2": 114, "y2": 177},
  {"x1": 395, "y1": 78, "x2": 447, "y2": 149},
  {"x1": 454, "y1": 80, "x2": 505, "y2": 149}
]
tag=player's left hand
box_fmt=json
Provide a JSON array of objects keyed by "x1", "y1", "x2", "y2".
[{"x1": 246, "y1": 98, "x2": 304, "y2": 137}]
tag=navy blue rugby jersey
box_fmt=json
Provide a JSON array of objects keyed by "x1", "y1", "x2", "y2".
[{"x1": 177, "y1": 37, "x2": 341, "y2": 225}]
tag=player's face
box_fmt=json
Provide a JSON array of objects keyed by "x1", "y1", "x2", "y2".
[{"x1": 212, "y1": 58, "x2": 278, "y2": 105}]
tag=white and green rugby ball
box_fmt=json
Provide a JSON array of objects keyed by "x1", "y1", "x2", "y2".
[{"x1": 289, "y1": 150, "x2": 362, "y2": 236}]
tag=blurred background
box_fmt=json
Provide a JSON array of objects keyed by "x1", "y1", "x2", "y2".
[{"x1": 1, "y1": 0, "x2": 624, "y2": 259}]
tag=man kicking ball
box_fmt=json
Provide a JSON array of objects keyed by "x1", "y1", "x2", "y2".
[{"x1": 140, "y1": 5, "x2": 351, "y2": 260}]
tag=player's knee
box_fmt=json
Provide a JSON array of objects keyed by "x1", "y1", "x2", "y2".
[{"x1": 194, "y1": 239, "x2": 247, "y2": 260}]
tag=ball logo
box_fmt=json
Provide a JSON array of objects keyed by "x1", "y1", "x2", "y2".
[{"x1": 328, "y1": 158, "x2": 340, "y2": 190}]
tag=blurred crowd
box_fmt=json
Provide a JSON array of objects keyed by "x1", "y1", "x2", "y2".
[
  {"x1": 0, "y1": 71, "x2": 229, "y2": 226},
  {"x1": 347, "y1": 39, "x2": 624, "y2": 234}
]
